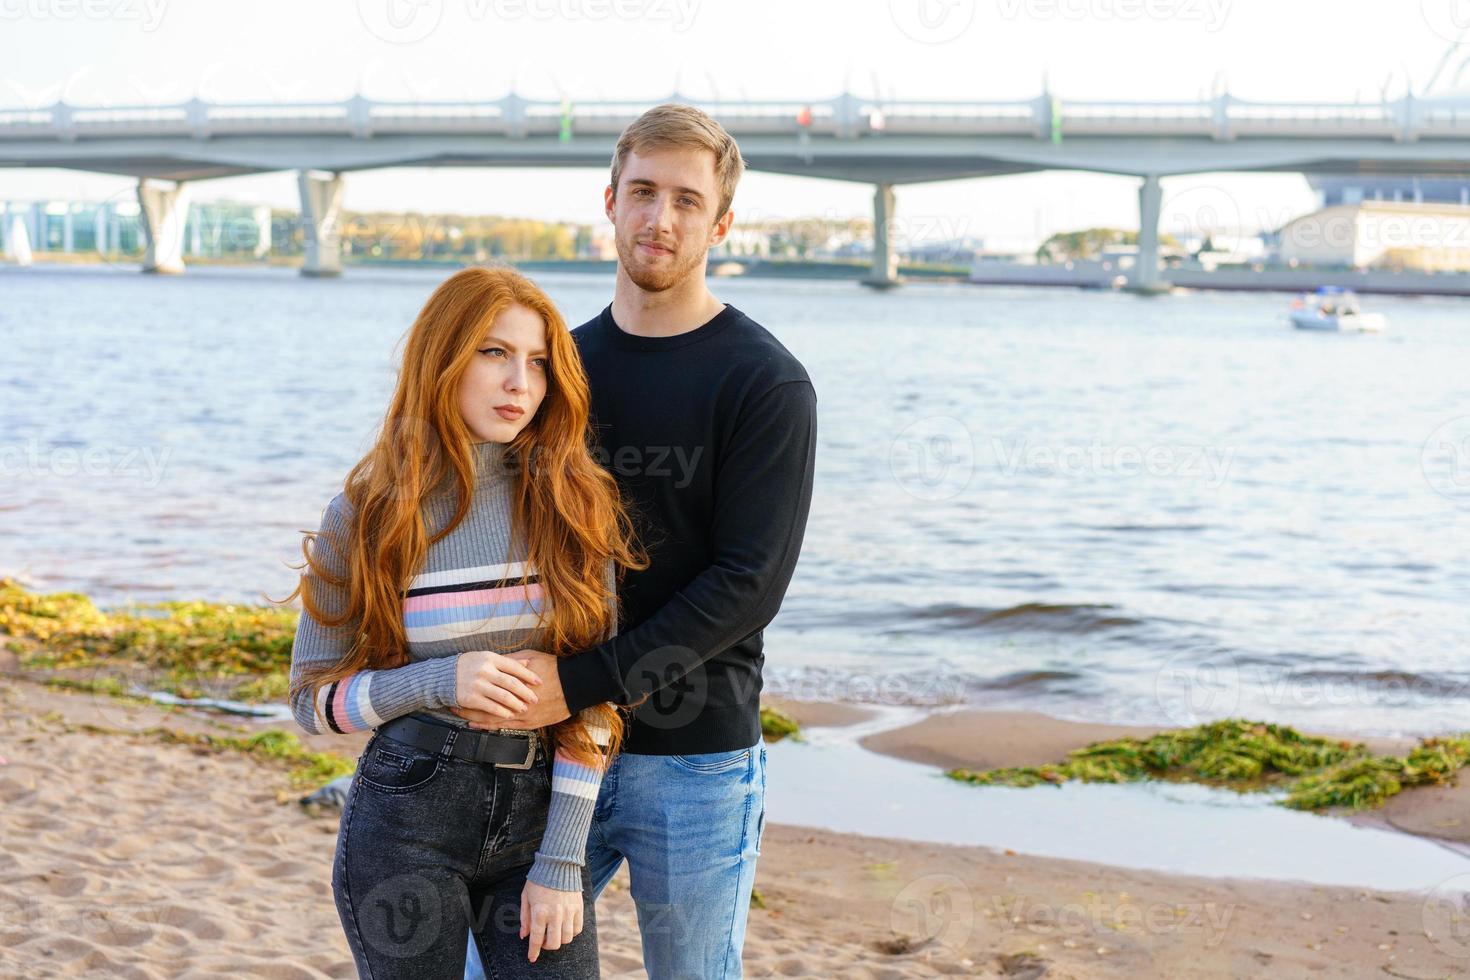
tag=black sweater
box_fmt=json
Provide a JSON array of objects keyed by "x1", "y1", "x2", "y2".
[{"x1": 557, "y1": 302, "x2": 818, "y2": 754}]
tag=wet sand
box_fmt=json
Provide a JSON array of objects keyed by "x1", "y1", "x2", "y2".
[{"x1": 1, "y1": 681, "x2": 1466, "y2": 978}]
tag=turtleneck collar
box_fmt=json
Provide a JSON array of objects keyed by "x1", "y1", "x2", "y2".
[{"x1": 471, "y1": 440, "x2": 515, "y2": 486}]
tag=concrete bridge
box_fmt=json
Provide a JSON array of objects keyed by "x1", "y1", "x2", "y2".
[{"x1": 3, "y1": 90, "x2": 1469, "y2": 286}]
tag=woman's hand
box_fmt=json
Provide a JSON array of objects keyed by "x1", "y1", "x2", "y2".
[
  {"x1": 453, "y1": 651, "x2": 542, "y2": 720},
  {"x1": 520, "y1": 879, "x2": 584, "y2": 962}
]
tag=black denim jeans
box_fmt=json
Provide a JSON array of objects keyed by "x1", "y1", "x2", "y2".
[{"x1": 332, "y1": 719, "x2": 600, "y2": 979}]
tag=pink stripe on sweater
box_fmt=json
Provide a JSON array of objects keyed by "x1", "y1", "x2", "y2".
[
  {"x1": 331, "y1": 680, "x2": 361, "y2": 733},
  {"x1": 403, "y1": 581, "x2": 544, "y2": 613}
]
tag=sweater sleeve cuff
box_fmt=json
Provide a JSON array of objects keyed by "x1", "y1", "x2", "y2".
[
  {"x1": 423, "y1": 654, "x2": 460, "y2": 710},
  {"x1": 558, "y1": 646, "x2": 617, "y2": 714},
  {"x1": 527, "y1": 853, "x2": 584, "y2": 893}
]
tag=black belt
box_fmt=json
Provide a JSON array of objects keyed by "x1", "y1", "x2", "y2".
[{"x1": 377, "y1": 715, "x2": 539, "y2": 770}]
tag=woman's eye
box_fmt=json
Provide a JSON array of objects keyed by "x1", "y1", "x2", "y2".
[
  {"x1": 532, "y1": 358, "x2": 548, "y2": 369},
  {"x1": 477, "y1": 347, "x2": 506, "y2": 358}
]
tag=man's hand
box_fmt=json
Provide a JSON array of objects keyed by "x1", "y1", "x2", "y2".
[
  {"x1": 520, "y1": 879, "x2": 584, "y2": 962},
  {"x1": 452, "y1": 650, "x2": 570, "y2": 730}
]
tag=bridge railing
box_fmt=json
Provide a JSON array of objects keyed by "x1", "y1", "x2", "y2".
[{"x1": 0, "y1": 93, "x2": 1465, "y2": 143}]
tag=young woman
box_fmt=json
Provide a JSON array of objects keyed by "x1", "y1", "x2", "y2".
[{"x1": 285, "y1": 266, "x2": 644, "y2": 978}]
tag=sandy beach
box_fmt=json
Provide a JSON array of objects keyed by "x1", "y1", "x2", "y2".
[{"x1": 2, "y1": 678, "x2": 1467, "y2": 979}]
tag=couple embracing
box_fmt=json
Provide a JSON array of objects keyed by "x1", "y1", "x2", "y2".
[{"x1": 286, "y1": 104, "x2": 818, "y2": 979}]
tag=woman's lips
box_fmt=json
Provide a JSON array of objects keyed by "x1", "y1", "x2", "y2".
[{"x1": 494, "y1": 406, "x2": 524, "y2": 420}]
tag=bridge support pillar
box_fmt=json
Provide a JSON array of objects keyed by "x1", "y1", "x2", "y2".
[
  {"x1": 252, "y1": 205, "x2": 272, "y2": 259},
  {"x1": 298, "y1": 170, "x2": 344, "y2": 277},
  {"x1": 93, "y1": 203, "x2": 110, "y2": 258},
  {"x1": 3, "y1": 203, "x2": 34, "y2": 265},
  {"x1": 137, "y1": 178, "x2": 190, "y2": 274},
  {"x1": 1126, "y1": 174, "x2": 1169, "y2": 295},
  {"x1": 862, "y1": 182, "x2": 900, "y2": 290}
]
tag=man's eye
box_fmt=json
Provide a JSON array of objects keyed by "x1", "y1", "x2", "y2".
[{"x1": 679, "y1": 198, "x2": 695, "y2": 207}]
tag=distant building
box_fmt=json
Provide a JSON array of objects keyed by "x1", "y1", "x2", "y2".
[
  {"x1": 1277, "y1": 201, "x2": 1470, "y2": 272},
  {"x1": 1309, "y1": 175, "x2": 1470, "y2": 208},
  {"x1": 711, "y1": 227, "x2": 770, "y2": 258}
]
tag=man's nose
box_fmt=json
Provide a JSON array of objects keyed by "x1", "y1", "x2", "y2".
[{"x1": 647, "y1": 194, "x2": 674, "y2": 234}]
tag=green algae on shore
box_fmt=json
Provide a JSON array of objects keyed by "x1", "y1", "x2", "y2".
[
  {"x1": 1, "y1": 578, "x2": 296, "y2": 680},
  {"x1": 760, "y1": 704, "x2": 801, "y2": 742},
  {"x1": 4, "y1": 581, "x2": 808, "y2": 739},
  {"x1": 946, "y1": 719, "x2": 1470, "y2": 812}
]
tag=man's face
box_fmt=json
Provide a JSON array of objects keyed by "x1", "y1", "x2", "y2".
[{"x1": 606, "y1": 144, "x2": 732, "y2": 293}]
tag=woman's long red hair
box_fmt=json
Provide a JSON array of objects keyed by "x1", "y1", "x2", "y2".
[{"x1": 285, "y1": 266, "x2": 645, "y2": 764}]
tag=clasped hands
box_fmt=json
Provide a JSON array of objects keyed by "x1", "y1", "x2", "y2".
[{"x1": 451, "y1": 648, "x2": 571, "y2": 730}]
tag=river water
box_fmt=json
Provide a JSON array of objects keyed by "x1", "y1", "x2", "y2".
[{"x1": 3, "y1": 263, "x2": 1466, "y2": 737}]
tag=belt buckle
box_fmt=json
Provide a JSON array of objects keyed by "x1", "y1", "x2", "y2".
[{"x1": 495, "y1": 734, "x2": 537, "y2": 770}]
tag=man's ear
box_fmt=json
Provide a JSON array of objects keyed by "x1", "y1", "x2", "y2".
[
  {"x1": 604, "y1": 184, "x2": 616, "y2": 223},
  {"x1": 709, "y1": 208, "x2": 735, "y2": 247}
]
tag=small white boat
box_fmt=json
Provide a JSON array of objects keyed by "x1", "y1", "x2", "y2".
[{"x1": 1289, "y1": 289, "x2": 1386, "y2": 332}]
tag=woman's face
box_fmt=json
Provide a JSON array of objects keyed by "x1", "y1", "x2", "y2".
[{"x1": 456, "y1": 302, "x2": 550, "y2": 444}]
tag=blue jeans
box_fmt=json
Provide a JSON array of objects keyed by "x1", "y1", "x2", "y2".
[{"x1": 466, "y1": 742, "x2": 767, "y2": 980}]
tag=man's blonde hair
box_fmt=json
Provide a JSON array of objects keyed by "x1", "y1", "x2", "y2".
[{"x1": 610, "y1": 103, "x2": 745, "y2": 220}]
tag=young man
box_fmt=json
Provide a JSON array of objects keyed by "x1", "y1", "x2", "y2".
[{"x1": 456, "y1": 103, "x2": 818, "y2": 977}]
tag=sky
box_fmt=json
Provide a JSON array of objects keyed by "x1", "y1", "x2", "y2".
[{"x1": 3, "y1": 0, "x2": 1468, "y2": 249}]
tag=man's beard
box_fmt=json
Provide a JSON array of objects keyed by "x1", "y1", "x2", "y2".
[{"x1": 616, "y1": 231, "x2": 705, "y2": 293}]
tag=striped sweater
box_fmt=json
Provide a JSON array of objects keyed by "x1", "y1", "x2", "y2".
[{"x1": 287, "y1": 439, "x2": 614, "y2": 892}]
